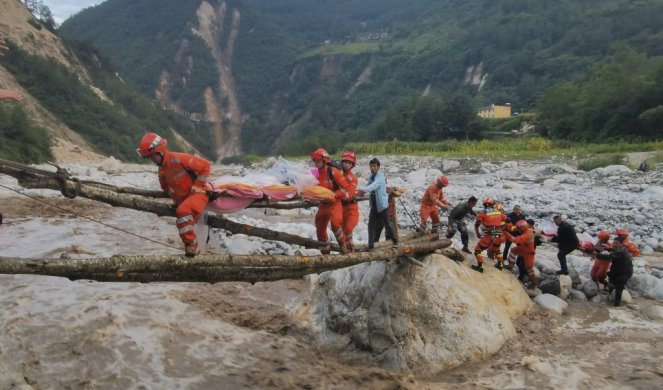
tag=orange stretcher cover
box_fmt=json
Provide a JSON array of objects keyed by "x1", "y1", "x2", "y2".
[{"x1": 300, "y1": 186, "x2": 335, "y2": 202}]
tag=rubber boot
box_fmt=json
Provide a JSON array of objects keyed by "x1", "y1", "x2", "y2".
[
  {"x1": 494, "y1": 262, "x2": 504, "y2": 270},
  {"x1": 184, "y1": 242, "x2": 199, "y2": 257},
  {"x1": 339, "y1": 241, "x2": 349, "y2": 254},
  {"x1": 471, "y1": 264, "x2": 484, "y2": 273}
]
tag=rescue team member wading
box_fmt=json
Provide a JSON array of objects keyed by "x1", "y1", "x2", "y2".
[
  {"x1": 472, "y1": 197, "x2": 507, "y2": 273},
  {"x1": 340, "y1": 151, "x2": 359, "y2": 252},
  {"x1": 504, "y1": 219, "x2": 538, "y2": 290},
  {"x1": 137, "y1": 133, "x2": 211, "y2": 257},
  {"x1": 419, "y1": 176, "x2": 451, "y2": 234},
  {"x1": 311, "y1": 148, "x2": 351, "y2": 254}
]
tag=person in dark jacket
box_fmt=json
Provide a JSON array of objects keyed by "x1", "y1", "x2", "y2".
[
  {"x1": 503, "y1": 205, "x2": 527, "y2": 260},
  {"x1": 551, "y1": 215, "x2": 580, "y2": 275},
  {"x1": 446, "y1": 196, "x2": 478, "y2": 253},
  {"x1": 597, "y1": 237, "x2": 633, "y2": 306}
]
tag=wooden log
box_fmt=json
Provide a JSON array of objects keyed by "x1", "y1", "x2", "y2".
[
  {"x1": 0, "y1": 239, "x2": 451, "y2": 283},
  {"x1": 1, "y1": 159, "x2": 434, "y2": 251}
]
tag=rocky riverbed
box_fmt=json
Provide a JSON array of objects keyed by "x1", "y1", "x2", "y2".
[{"x1": 1, "y1": 155, "x2": 662, "y2": 388}]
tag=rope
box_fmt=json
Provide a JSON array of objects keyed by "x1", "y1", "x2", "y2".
[
  {"x1": 398, "y1": 196, "x2": 421, "y2": 231},
  {"x1": 0, "y1": 183, "x2": 182, "y2": 252}
]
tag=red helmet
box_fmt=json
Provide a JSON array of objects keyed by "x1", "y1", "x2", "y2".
[
  {"x1": 483, "y1": 197, "x2": 495, "y2": 207},
  {"x1": 515, "y1": 219, "x2": 529, "y2": 231},
  {"x1": 311, "y1": 148, "x2": 330, "y2": 162},
  {"x1": 137, "y1": 132, "x2": 167, "y2": 157},
  {"x1": 341, "y1": 151, "x2": 356, "y2": 165},
  {"x1": 437, "y1": 176, "x2": 449, "y2": 187},
  {"x1": 616, "y1": 228, "x2": 629, "y2": 238},
  {"x1": 597, "y1": 230, "x2": 611, "y2": 241}
]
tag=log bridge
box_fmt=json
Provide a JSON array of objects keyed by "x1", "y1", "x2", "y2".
[{"x1": 0, "y1": 158, "x2": 452, "y2": 283}]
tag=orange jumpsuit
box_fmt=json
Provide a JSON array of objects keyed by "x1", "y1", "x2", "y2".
[
  {"x1": 591, "y1": 240, "x2": 613, "y2": 284},
  {"x1": 505, "y1": 228, "x2": 537, "y2": 285},
  {"x1": 315, "y1": 164, "x2": 350, "y2": 254},
  {"x1": 158, "y1": 151, "x2": 210, "y2": 249},
  {"x1": 341, "y1": 169, "x2": 359, "y2": 250},
  {"x1": 420, "y1": 183, "x2": 448, "y2": 233},
  {"x1": 474, "y1": 208, "x2": 507, "y2": 266}
]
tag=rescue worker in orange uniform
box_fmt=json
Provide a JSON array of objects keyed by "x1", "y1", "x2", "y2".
[
  {"x1": 590, "y1": 230, "x2": 613, "y2": 289},
  {"x1": 472, "y1": 197, "x2": 507, "y2": 273},
  {"x1": 616, "y1": 228, "x2": 640, "y2": 257},
  {"x1": 504, "y1": 219, "x2": 538, "y2": 289},
  {"x1": 137, "y1": 132, "x2": 211, "y2": 257},
  {"x1": 340, "y1": 151, "x2": 359, "y2": 252},
  {"x1": 419, "y1": 176, "x2": 451, "y2": 234},
  {"x1": 311, "y1": 148, "x2": 350, "y2": 254}
]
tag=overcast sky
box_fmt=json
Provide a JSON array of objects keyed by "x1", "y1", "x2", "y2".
[{"x1": 42, "y1": 0, "x2": 105, "y2": 25}]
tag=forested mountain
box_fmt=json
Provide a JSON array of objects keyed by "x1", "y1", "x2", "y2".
[
  {"x1": 60, "y1": 0, "x2": 663, "y2": 155},
  {"x1": 0, "y1": 0, "x2": 215, "y2": 163}
]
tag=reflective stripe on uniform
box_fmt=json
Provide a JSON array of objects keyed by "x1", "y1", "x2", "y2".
[
  {"x1": 176, "y1": 215, "x2": 194, "y2": 225},
  {"x1": 196, "y1": 175, "x2": 208, "y2": 182},
  {"x1": 170, "y1": 157, "x2": 181, "y2": 163},
  {"x1": 173, "y1": 170, "x2": 187, "y2": 180},
  {"x1": 179, "y1": 225, "x2": 194, "y2": 234}
]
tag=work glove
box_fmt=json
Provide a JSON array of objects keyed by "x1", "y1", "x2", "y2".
[{"x1": 357, "y1": 189, "x2": 366, "y2": 197}]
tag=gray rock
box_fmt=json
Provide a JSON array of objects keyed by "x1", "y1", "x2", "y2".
[
  {"x1": 582, "y1": 280, "x2": 599, "y2": 298},
  {"x1": 568, "y1": 266, "x2": 582, "y2": 287},
  {"x1": 442, "y1": 160, "x2": 461, "y2": 172},
  {"x1": 533, "y1": 294, "x2": 568, "y2": 315},
  {"x1": 641, "y1": 305, "x2": 663, "y2": 321},
  {"x1": 503, "y1": 181, "x2": 525, "y2": 191},
  {"x1": 543, "y1": 179, "x2": 560, "y2": 189},
  {"x1": 558, "y1": 275, "x2": 572, "y2": 300},
  {"x1": 472, "y1": 178, "x2": 488, "y2": 187},
  {"x1": 310, "y1": 254, "x2": 531, "y2": 373},
  {"x1": 539, "y1": 277, "x2": 561, "y2": 296},
  {"x1": 608, "y1": 289, "x2": 632, "y2": 304},
  {"x1": 570, "y1": 290, "x2": 588, "y2": 302}
]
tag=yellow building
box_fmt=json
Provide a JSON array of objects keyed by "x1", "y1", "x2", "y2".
[{"x1": 477, "y1": 104, "x2": 512, "y2": 119}]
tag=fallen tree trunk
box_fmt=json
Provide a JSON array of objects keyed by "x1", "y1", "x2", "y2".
[
  {"x1": 0, "y1": 239, "x2": 451, "y2": 283},
  {"x1": 0, "y1": 159, "x2": 430, "y2": 251}
]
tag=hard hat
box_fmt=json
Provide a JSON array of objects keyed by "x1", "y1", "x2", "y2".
[
  {"x1": 310, "y1": 148, "x2": 330, "y2": 162},
  {"x1": 515, "y1": 219, "x2": 528, "y2": 230},
  {"x1": 597, "y1": 230, "x2": 611, "y2": 241},
  {"x1": 437, "y1": 176, "x2": 449, "y2": 187},
  {"x1": 341, "y1": 151, "x2": 356, "y2": 165},
  {"x1": 137, "y1": 132, "x2": 167, "y2": 158},
  {"x1": 616, "y1": 228, "x2": 629, "y2": 237},
  {"x1": 483, "y1": 197, "x2": 495, "y2": 207}
]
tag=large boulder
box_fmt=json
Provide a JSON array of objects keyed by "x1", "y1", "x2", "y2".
[
  {"x1": 628, "y1": 274, "x2": 663, "y2": 301},
  {"x1": 309, "y1": 255, "x2": 531, "y2": 373},
  {"x1": 533, "y1": 294, "x2": 568, "y2": 315},
  {"x1": 588, "y1": 164, "x2": 632, "y2": 177}
]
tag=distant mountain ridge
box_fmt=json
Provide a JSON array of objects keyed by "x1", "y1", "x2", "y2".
[{"x1": 59, "y1": 0, "x2": 663, "y2": 155}]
